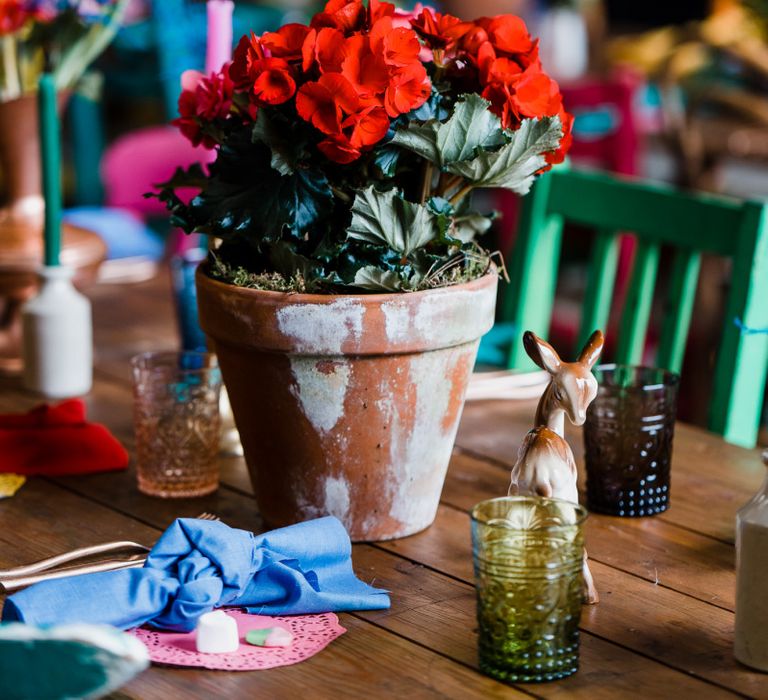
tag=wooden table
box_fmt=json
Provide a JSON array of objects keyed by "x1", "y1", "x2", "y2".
[{"x1": 1, "y1": 272, "x2": 766, "y2": 699}]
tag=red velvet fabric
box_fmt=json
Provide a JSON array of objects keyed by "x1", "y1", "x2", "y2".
[{"x1": 0, "y1": 399, "x2": 129, "y2": 475}]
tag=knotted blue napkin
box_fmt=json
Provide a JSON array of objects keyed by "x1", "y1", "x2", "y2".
[{"x1": 2, "y1": 516, "x2": 389, "y2": 631}]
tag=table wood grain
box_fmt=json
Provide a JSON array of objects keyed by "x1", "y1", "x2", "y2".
[{"x1": 0, "y1": 272, "x2": 765, "y2": 699}]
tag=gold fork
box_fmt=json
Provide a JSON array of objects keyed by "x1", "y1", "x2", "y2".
[{"x1": 0, "y1": 512, "x2": 220, "y2": 593}]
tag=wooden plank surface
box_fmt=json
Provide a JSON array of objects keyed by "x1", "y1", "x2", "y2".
[{"x1": 0, "y1": 273, "x2": 764, "y2": 699}]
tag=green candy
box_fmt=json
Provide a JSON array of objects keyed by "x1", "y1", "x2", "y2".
[
  {"x1": 245, "y1": 627, "x2": 293, "y2": 647},
  {"x1": 245, "y1": 629, "x2": 272, "y2": 647}
]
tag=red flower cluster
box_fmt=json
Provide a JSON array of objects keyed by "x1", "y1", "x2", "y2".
[
  {"x1": 173, "y1": 68, "x2": 235, "y2": 149},
  {"x1": 223, "y1": 0, "x2": 430, "y2": 164},
  {"x1": 0, "y1": 0, "x2": 48, "y2": 35},
  {"x1": 410, "y1": 8, "x2": 572, "y2": 164},
  {"x1": 174, "y1": 2, "x2": 571, "y2": 165}
]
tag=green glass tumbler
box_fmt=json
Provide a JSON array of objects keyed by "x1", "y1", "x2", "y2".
[{"x1": 471, "y1": 496, "x2": 587, "y2": 683}]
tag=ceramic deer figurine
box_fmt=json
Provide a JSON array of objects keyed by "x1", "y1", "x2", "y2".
[{"x1": 509, "y1": 329, "x2": 604, "y2": 604}]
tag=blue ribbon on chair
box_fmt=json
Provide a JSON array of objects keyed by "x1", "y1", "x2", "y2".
[{"x1": 734, "y1": 317, "x2": 768, "y2": 335}]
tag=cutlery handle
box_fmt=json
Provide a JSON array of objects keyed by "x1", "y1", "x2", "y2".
[
  {"x1": 0, "y1": 557, "x2": 147, "y2": 593},
  {"x1": 0, "y1": 541, "x2": 149, "y2": 579}
]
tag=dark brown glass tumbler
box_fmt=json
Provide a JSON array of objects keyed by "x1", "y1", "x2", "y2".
[{"x1": 584, "y1": 365, "x2": 679, "y2": 517}]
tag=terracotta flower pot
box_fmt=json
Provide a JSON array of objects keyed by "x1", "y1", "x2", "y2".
[{"x1": 196, "y1": 267, "x2": 497, "y2": 541}]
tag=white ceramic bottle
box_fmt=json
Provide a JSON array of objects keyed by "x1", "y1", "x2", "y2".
[
  {"x1": 734, "y1": 449, "x2": 768, "y2": 671},
  {"x1": 21, "y1": 265, "x2": 92, "y2": 398}
]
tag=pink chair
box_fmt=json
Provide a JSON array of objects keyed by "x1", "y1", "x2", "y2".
[
  {"x1": 101, "y1": 125, "x2": 210, "y2": 255},
  {"x1": 561, "y1": 72, "x2": 640, "y2": 176}
]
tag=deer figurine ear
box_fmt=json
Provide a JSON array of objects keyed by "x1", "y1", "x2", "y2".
[
  {"x1": 578, "y1": 330, "x2": 605, "y2": 369},
  {"x1": 523, "y1": 331, "x2": 562, "y2": 375}
]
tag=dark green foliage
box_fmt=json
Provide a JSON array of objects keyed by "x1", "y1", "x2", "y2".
[{"x1": 156, "y1": 92, "x2": 561, "y2": 293}]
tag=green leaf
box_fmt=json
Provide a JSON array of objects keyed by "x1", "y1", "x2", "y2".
[
  {"x1": 390, "y1": 122, "x2": 440, "y2": 164},
  {"x1": 427, "y1": 196, "x2": 454, "y2": 242},
  {"x1": 155, "y1": 163, "x2": 208, "y2": 191},
  {"x1": 160, "y1": 136, "x2": 334, "y2": 244},
  {"x1": 436, "y1": 94, "x2": 506, "y2": 163},
  {"x1": 453, "y1": 213, "x2": 493, "y2": 242},
  {"x1": 391, "y1": 94, "x2": 506, "y2": 167},
  {"x1": 346, "y1": 187, "x2": 439, "y2": 256},
  {"x1": 446, "y1": 116, "x2": 563, "y2": 195},
  {"x1": 373, "y1": 146, "x2": 401, "y2": 177},
  {"x1": 353, "y1": 266, "x2": 405, "y2": 291},
  {"x1": 268, "y1": 241, "x2": 322, "y2": 280},
  {"x1": 252, "y1": 110, "x2": 304, "y2": 176}
]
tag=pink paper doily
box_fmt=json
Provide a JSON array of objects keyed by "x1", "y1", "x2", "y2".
[{"x1": 129, "y1": 610, "x2": 346, "y2": 671}]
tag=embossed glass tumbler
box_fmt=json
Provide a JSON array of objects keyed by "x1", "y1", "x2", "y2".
[
  {"x1": 471, "y1": 496, "x2": 586, "y2": 683},
  {"x1": 131, "y1": 352, "x2": 222, "y2": 497},
  {"x1": 584, "y1": 365, "x2": 679, "y2": 516}
]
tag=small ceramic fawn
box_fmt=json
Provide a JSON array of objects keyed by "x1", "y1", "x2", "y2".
[{"x1": 509, "y1": 329, "x2": 604, "y2": 604}]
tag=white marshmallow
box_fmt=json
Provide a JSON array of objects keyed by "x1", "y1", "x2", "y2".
[{"x1": 195, "y1": 611, "x2": 240, "y2": 654}]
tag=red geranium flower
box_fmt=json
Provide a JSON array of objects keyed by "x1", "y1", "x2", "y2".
[
  {"x1": 302, "y1": 26, "x2": 346, "y2": 73},
  {"x1": 311, "y1": 0, "x2": 366, "y2": 33},
  {"x1": 410, "y1": 8, "x2": 472, "y2": 51},
  {"x1": 369, "y1": 16, "x2": 421, "y2": 68},
  {"x1": 368, "y1": 0, "x2": 396, "y2": 25},
  {"x1": 296, "y1": 73, "x2": 360, "y2": 135},
  {"x1": 230, "y1": 33, "x2": 296, "y2": 105},
  {"x1": 261, "y1": 23, "x2": 311, "y2": 62},
  {"x1": 384, "y1": 62, "x2": 430, "y2": 117},
  {"x1": 460, "y1": 25, "x2": 489, "y2": 56},
  {"x1": 481, "y1": 61, "x2": 565, "y2": 130},
  {"x1": 545, "y1": 108, "x2": 573, "y2": 165},
  {"x1": 317, "y1": 134, "x2": 361, "y2": 164},
  {"x1": 0, "y1": 0, "x2": 28, "y2": 34},
  {"x1": 253, "y1": 66, "x2": 296, "y2": 105},
  {"x1": 344, "y1": 105, "x2": 390, "y2": 148},
  {"x1": 172, "y1": 68, "x2": 234, "y2": 149},
  {"x1": 341, "y1": 34, "x2": 390, "y2": 101},
  {"x1": 476, "y1": 15, "x2": 533, "y2": 56},
  {"x1": 317, "y1": 104, "x2": 390, "y2": 163},
  {"x1": 486, "y1": 56, "x2": 523, "y2": 85},
  {"x1": 511, "y1": 66, "x2": 562, "y2": 118},
  {"x1": 481, "y1": 81, "x2": 518, "y2": 130}
]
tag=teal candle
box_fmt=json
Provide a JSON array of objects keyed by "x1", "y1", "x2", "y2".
[{"x1": 38, "y1": 74, "x2": 61, "y2": 267}]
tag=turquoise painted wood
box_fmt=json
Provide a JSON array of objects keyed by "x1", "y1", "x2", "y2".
[
  {"x1": 615, "y1": 241, "x2": 660, "y2": 366},
  {"x1": 657, "y1": 249, "x2": 702, "y2": 372},
  {"x1": 577, "y1": 228, "x2": 619, "y2": 353},
  {"x1": 502, "y1": 168, "x2": 768, "y2": 447},
  {"x1": 503, "y1": 169, "x2": 563, "y2": 371}
]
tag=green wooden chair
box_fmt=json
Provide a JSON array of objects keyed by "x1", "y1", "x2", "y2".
[{"x1": 501, "y1": 167, "x2": 768, "y2": 448}]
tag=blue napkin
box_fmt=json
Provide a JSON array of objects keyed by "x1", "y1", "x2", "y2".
[{"x1": 2, "y1": 517, "x2": 389, "y2": 631}]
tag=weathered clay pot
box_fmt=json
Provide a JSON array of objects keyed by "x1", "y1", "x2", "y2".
[{"x1": 196, "y1": 267, "x2": 497, "y2": 541}]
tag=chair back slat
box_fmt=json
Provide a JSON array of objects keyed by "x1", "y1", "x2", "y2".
[
  {"x1": 656, "y1": 249, "x2": 702, "y2": 373},
  {"x1": 616, "y1": 241, "x2": 660, "y2": 365},
  {"x1": 710, "y1": 202, "x2": 768, "y2": 446},
  {"x1": 577, "y1": 228, "x2": 620, "y2": 356},
  {"x1": 547, "y1": 169, "x2": 743, "y2": 256},
  {"x1": 504, "y1": 172, "x2": 564, "y2": 370}
]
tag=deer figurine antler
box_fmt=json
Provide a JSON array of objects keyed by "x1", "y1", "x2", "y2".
[{"x1": 509, "y1": 329, "x2": 604, "y2": 604}]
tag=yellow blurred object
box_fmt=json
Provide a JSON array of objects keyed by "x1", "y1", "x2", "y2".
[
  {"x1": 605, "y1": 26, "x2": 680, "y2": 75},
  {"x1": 0, "y1": 473, "x2": 25, "y2": 499},
  {"x1": 701, "y1": 5, "x2": 763, "y2": 45},
  {"x1": 667, "y1": 42, "x2": 711, "y2": 79}
]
